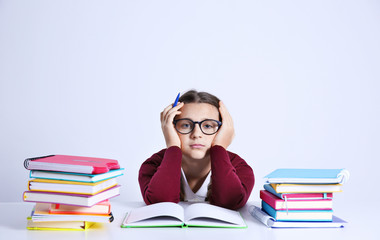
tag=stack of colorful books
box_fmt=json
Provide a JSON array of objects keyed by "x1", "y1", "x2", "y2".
[
  {"x1": 254, "y1": 168, "x2": 349, "y2": 228},
  {"x1": 22, "y1": 155, "x2": 124, "y2": 231}
]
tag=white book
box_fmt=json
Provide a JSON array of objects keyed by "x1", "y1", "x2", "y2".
[
  {"x1": 249, "y1": 205, "x2": 346, "y2": 228},
  {"x1": 23, "y1": 185, "x2": 120, "y2": 207},
  {"x1": 28, "y1": 178, "x2": 118, "y2": 195},
  {"x1": 31, "y1": 203, "x2": 113, "y2": 223},
  {"x1": 121, "y1": 202, "x2": 247, "y2": 228}
]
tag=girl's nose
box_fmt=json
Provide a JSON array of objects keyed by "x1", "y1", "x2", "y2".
[{"x1": 190, "y1": 124, "x2": 203, "y2": 138}]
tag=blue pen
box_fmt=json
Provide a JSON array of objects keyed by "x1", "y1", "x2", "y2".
[{"x1": 173, "y1": 93, "x2": 180, "y2": 107}]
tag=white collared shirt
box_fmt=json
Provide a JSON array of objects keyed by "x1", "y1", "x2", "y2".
[{"x1": 181, "y1": 168, "x2": 211, "y2": 202}]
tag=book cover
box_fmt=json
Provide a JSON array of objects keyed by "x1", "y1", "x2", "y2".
[
  {"x1": 28, "y1": 178, "x2": 118, "y2": 195},
  {"x1": 265, "y1": 168, "x2": 349, "y2": 184},
  {"x1": 32, "y1": 203, "x2": 113, "y2": 223},
  {"x1": 30, "y1": 168, "x2": 124, "y2": 183},
  {"x1": 264, "y1": 184, "x2": 333, "y2": 200},
  {"x1": 270, "y1": 183, "x2": 342, "y2": 193},
  {"x1": 121, "y1": 202, "x2": 247, "y2": 228},
  {"x1": 249, "y1": 205, "x2": 346, "y2": 228},
  {"x1": 27, "y1": 217, "x2": 91, "y2": 231},
  {"x1": 23, "y1": 185, "x2": 120, "y2": 207},
  {"x1": 50, "y1": 200, "x2": 111, "y2": 215},
  {"x1": 260, "y1": 190, "x2": 333, "y2": 210},
  {"x1": 262, "y1": 201, "x2": 333, "y2": 221},
  {"x1": 24, "y1": 155, "x2": 120, "y2": 174}
]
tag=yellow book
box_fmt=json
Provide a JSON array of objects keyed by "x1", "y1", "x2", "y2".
[
  {"x1": 27, "y1": 217, "x2": 94, "y2": 231},
  {"x1": 270, "y1": 183, "x2": 343, "y2": 193},
  {"x1": 28, "y1": 178, "x2": 117, "y2": 195}
]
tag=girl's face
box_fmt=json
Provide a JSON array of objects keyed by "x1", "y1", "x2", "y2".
[{"x1": 176, "y1": 103, "x2": 220, "y2": 160}]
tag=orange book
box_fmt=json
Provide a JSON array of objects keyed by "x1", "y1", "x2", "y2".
[{"x1": 49, "y1": 200, "x2": 111, "y2": 215}]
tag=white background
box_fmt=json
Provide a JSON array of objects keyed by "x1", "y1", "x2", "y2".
[{"x1": 0, "y1": 0, "x2": 379, "y2": 228}]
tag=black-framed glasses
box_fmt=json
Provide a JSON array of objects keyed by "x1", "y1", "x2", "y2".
[{"x1": 173, "y1": 118, "x2": 222, "y2": 135}]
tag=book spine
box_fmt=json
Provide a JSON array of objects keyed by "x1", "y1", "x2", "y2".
[
  {"x1": 263, "y1": 184, "x2": 283, "y2": 198},
  {"x1": 24, "y1": 155, "x2": 55, "y2": 169},
  {"x1": 262, "y1": 201, "x2": 277, "y2": 219},
  {"x1": 260, "y1": 190, "x2": 279, "y2": 210}
]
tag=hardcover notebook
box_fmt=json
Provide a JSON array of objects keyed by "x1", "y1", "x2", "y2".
[
  {"x1": 262, "y1": 202, "x2": 333, "y2": 221},
  {"x1": 24, "y1": 155, "x2": 120, "y2": 174},
  {"x1": 270, "y1": 183, "x2": 342, "y2": 193},
  {"x1": 23, "y1": 185, "x2": 120, "y2": 207},
  {"x1": 50, "y1": 200, "x2": 111, "y2": 215},
  {"x1": 260, "y1": 190, "x2": 333, "y2": 210},
  {"x1": 27, "y1": 217, "x2": 92, "y2": 231},
  {"x1": 265, "y1": 169, "x2": 350, "y2": 184},
  {"x1": 263, "y1": 184, "x2": 333, "y2": 200},
  {"x1": 249, "y1": 205, "x2": 346, "y2": 228},
  {"x1": 28, "y1": 178, "x2": 118, "y2": 195},
  {"x1": 121, "y1": 202, "x2": 247, "y2": 228},
  {"x1": 30, "y1": 169, "x2": 124, "y2": 183},
  {"x1": 31, "y1": 203, "x2": 113, "y2": 223}
]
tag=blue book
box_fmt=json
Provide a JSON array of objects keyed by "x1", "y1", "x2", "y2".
[
  {"x1": 264, "y1": 168, "x2": 349, "y2": 184},
  {"x1": 250, "y1": 205, "x2": 346, "y2": 228},
  {"x1": 29, "y1": 168, "x2": 124, "y2": 183},
  {"x1": 261, "y1": 201, "x2": 333, "y2": 222}
]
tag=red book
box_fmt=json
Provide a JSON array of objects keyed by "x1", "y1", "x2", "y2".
[
  {"x1": 24, "y1": 155, "x2": 120, "y2": 174},
  {"x1": 260, "y1": 190, "x2": 333, "y2": 210}
]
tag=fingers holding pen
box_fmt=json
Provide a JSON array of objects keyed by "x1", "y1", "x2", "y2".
[
  {"x1": 165, "y1": 102, "x2": 184, "y2": 123},
  {"x1": 161, "y1": 102, "x2": 184, "y2": 123},
  {"x1": 160, "y1": 102, "x2": 184, "y2": 148}
]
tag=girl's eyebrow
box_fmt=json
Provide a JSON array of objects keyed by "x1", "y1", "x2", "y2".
[{"x1": 179, "y1": 117, "x2": 218, "y2": 121}]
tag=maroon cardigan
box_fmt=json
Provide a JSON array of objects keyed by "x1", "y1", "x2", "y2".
[{"x1": 138, "y1": 145, "x2": 254, "y2": 210}]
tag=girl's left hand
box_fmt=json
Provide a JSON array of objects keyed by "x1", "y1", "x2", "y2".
[{"x1": 211, "y1": 101, "x2": 235, "y2": 149}]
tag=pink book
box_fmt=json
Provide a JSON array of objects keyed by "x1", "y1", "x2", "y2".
[
  {"x1": 49, "y1": 200, "x2": 111, "y2": 215},
  {"x1": 23, "y1": 185, "x2": 120, "y2": 207},
  {"x1": 24, "y1": 155, "x2": 120, "y2": 174},
  {"x1": 260, "y1": 190, "x2": 333, "y2": 211}
]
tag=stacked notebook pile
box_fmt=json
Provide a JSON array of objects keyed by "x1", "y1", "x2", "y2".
[
  {"x1": 251, "y1": 168, "x2": 349, "y2": 228},
  {"x1": 23, "y1": 155, "x2": 123, "y2": 231}
]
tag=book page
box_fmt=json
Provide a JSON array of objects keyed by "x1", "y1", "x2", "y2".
[
  {"x1": 183, "y1": 203, "x2": 245, "y2": 226},
  {"x1": 123, "y1": 202, "x2": 185, "y2": 225}
]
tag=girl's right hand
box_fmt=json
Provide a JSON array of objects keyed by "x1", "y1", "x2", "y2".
[{"x1": 160, "y1": 102, "x2": 184, "y2": 148}]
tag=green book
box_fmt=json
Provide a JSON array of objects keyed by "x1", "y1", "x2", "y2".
[{"x1": 120, "y1": 202, "x2": 247, "y2": 228}]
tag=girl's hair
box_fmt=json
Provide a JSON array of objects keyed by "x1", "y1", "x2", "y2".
[
  {"x1": 178, "y1": 90, "x2": 220, "y2": 109},
  {"x1": 178, "y1": 90, "x2": 221, "y2": 120}
]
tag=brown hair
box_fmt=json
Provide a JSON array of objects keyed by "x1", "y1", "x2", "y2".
[{"x1": 178, "y1": 90, "x2": 220, "y2": 110}]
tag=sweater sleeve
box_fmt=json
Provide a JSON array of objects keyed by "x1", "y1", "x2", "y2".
[
  {"x1": 138, "y1": 146, "x2": 182, "y2": 205},
  {"x1": 209, "y1": 145, "x2": 255, "y2": 210}
]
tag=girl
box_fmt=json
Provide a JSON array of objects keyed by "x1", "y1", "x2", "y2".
[{"x1": 138, "y1": 90, "x2": 254, "y2": 210}]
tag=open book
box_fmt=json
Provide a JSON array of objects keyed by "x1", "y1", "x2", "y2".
[{"x1": 121, "y1": 202, "x2": 247, "y2": 228}]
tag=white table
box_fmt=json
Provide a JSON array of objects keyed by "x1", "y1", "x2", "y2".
[{"x1": 0, "y1": 201, "x2": 375, "y2": 240}]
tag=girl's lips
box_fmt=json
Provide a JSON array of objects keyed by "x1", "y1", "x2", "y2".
[{"x1": 190, "y1": 144, "x2": 205, "y2": 149}]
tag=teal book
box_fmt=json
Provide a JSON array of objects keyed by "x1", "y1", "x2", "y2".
[
  {"x1": 29, "y1": 168, "x2": 124, "y2": 183},
  {"x1": 264, "y1": 168, "x2": 349, "y2": 184},
  {"x1": 261, "y1": 201, "x2": 333, "y2": 222}
]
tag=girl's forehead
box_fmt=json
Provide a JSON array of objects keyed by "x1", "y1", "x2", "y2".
[{"x1": 179, "y1": 103, "x2": 219, "y2": 119}]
